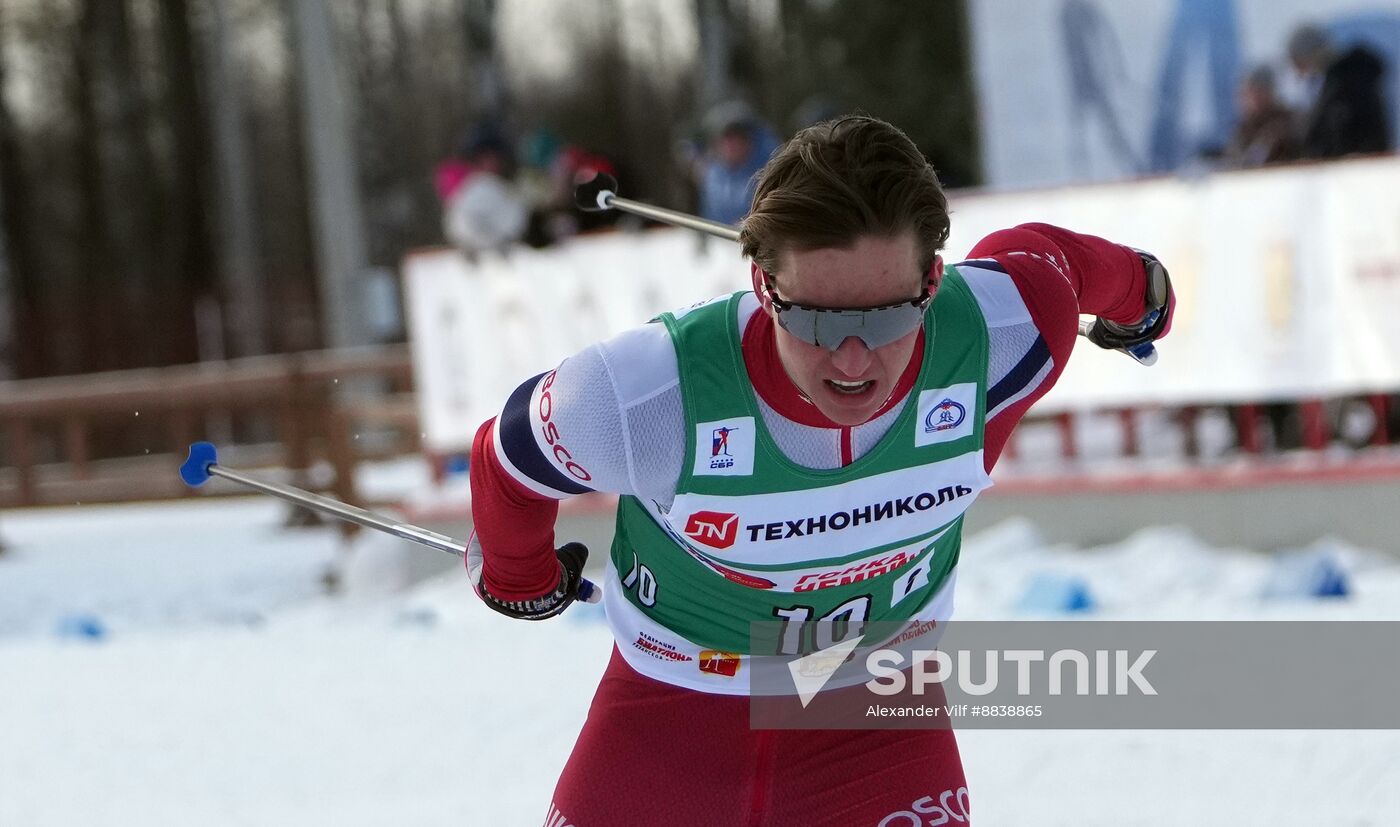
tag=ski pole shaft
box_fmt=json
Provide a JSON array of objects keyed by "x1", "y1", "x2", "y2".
[
  {"x1": 574, "y1": 171, "x2": 740, "y2": 240},
  {"x1": 181, "y1": 442, "x2": 602, "y2": 604},
  {"x1": 180, "y1": 442, "x2": 465, "y2": 557},
  {"x1": 610, "y1": 194, "x2": 741, "y2": 240}
]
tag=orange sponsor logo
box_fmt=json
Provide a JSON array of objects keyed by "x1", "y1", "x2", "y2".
[{"x1": 698, "y1": 650, "x2": 741, "y2": 677}]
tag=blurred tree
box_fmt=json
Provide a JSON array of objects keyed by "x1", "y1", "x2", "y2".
[
  {"x1": 288, "y1": 0, "x2": 371, "y2": 349},
  {"x1": 69, "y1": 0, "x2": 116, "y2": 375},
  {"x1": 695, "y1": 0, "x2": 734, "y2": 113},
  {"x1": 759, "y1": 0, "x2": 980, "y2": 187},
  {"x1": 461, "y1": 0, "x2": 503, "y2": 120},
  {"x1": 203, "y1": 0, "x2": 268, "y2": 358},
  {"x1": 157, "y1": 0, "x2": 217, "y2": 362},
  {"x1": 255, "y1": 0, "x2": 321, "y2": 351},
  {"x1": 0, "y1": 0, "x2": 41, "y2": 379},
  {"x1": 0, "y1": 0, "x2": 320, "y2": 376},
  {"x1": 4, "y1": 1, "x2": 85, "y2": 379},
  {"x1": 353, "y1": 0, "x2": 442, "y2": 271},
  {"x1": 0, "y1": 0, "x2": 982, "y2": 383},
  {"x1": 507, "y1": 0, "x2": 688, "y2": 207},
  {"x1": 77, "y1": 0, "x2": 167, "y2": 370}
]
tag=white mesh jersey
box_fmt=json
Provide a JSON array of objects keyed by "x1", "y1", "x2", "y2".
[{"x1": 489, "y1": 260, "x2": 1057, "y2": 507}]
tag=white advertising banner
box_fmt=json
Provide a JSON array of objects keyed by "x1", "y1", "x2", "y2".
[
  {"x1": 942, "y1": 156, "x2": 1400, "y2": 409},
  {"x1": 405, "y1": 230, "x2": 748, "y2": 453},
  {"x1": 406, "y1": 159, "x2": 1400, "y2": 453}
]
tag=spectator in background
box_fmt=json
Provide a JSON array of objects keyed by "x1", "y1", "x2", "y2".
[
  {"x1": 516, "y1": 128, "x2": 564, "y2": 247},
  {"x1": 1288, "y1": 24, "x2": 1392, "y2": 159},
  {"x1": 516, "y1": 128, "x2": 622, "y2": 246},
  {"x1": 436, "y1": 124, "x2": 528, "y2": 256},
  {"x1": 1223, "y1": 66, "x2": 1300, "y2": 167},
  {"x1": 697, "y1": 101, "x2": 780, "y2": 225}
]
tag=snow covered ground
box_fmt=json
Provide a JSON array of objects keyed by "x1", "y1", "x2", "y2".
[{"x1": 2, "y1": 496, "x2": 1398, "y2": 826}]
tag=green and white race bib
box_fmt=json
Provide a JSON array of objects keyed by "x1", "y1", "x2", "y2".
[{"x1": 604, "y1": 268, "x2": 992, "y2": 693}]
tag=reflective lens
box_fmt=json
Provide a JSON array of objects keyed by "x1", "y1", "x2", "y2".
[
  {"x1": 773, "y1": 302, "x2": 928, "y2": 350},
  {"x1": 757, "y1": 267, "x2": 932, "y2": 350}
]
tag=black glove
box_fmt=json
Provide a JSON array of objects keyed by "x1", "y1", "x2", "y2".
[
  {"x1": 467, "y1": 538, "x2": 597, "y2": 621},
  {"x1": 1085, "y1": 252, "x2": 1173, "y2": 356}
]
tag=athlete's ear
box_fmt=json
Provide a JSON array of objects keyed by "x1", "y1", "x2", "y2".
[
  {"x1": 927, "y1": 255, "x2": 944, "y2": 294},
  {"x1": 750, "y1": 261, "x2": 774, "y2": 313}
]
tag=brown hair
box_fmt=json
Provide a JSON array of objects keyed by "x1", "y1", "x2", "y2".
[{"x1": 738, "y1": 115, "x2": 950, "y2": 279}]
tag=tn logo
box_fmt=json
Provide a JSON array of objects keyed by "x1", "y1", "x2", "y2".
[{"x1": 683, "y1": 510, "x2": 739, "y2": 549}]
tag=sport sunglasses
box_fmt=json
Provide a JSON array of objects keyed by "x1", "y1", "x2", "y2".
[{"x1": 758, "y1": 268, "x2": 932, "y2": 351}]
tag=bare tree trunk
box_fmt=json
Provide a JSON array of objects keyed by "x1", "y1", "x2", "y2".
[
  {"x1": 203, "y1": 0, "x2": 268, "y2": 357},
  {"x1": 69, "y1": 2, "x2": 109, "y2": 375},
  {"x1": 263, "y1": 5, "x2": 321, "y2": 352},
  {"x1": 157, "y1": 0, "x2": 216, "y2": 365},
  {"x1": 381, "y1": 0, "x2": 430, "y2": 266},
  {"x1": 460, "y1": 0, "x2": 502, "y2": 120},
  {"x1": 0, "y1": 158, "x2": 10, "y2": 381},
  {"x1": 0, "y1": 0, "x2": 37, "y2": 379},
  {"x1": 596, "y1": 0, "x2": 640, "y2": 195},
  {"x1": 695, "y1": 0, "x2": 733, "y2": 114},
  {"x1": 287, "y1": 0, "x2": 370, "y2": 350},
  {"x1": 80, "y1": 0, "x2": 165, "y2": 370}
]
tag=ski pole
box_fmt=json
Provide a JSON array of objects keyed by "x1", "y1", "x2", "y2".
[
  {"x1": 575, "y1": 171, "x2": 740, "y2": 241},
  {"x1": 180, "y1": 441, "x2": 469, "y2": 556},
  {"x1": 575, "y1": 172, "x2": 1159, "y2": 365},
  {"x1": 179, "y1": 443, "x2": 600, "y2": 603}
]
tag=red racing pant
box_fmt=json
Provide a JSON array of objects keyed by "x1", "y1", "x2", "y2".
[{"x1": 546, "y1": 647, "x2": 970, "y2": 827}]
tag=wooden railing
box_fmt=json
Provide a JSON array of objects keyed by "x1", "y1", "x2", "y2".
[{"x1": 0, "y1": 346, "x2": 416, "y2": 508}]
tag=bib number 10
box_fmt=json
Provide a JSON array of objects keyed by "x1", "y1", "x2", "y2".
[
  {"x1": 622, "y1": 552, "x2": 658, "y2": 607},
  {"x1": 772, "y1": 595, "x2": 870, "y2": 655}
]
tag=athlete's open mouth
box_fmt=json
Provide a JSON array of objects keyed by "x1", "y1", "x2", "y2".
[{"x1": 825, "y1": 378, "x2": 874, "y2": 396}]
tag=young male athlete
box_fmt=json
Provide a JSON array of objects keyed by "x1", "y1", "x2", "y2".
[{"x1": 466, "y1": 116, "x2": 1173, "y2": 826}]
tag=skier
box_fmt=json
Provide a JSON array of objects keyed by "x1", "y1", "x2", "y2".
[{"x1": 466, "y1": 115, "x2": 1172, "y2": 825}]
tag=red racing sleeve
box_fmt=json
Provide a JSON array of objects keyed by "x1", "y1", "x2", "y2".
[
  {"x1": 967, "y1": 223, "x2": 1163, "y2": 470},
  {"x1": 971, "y1": 222, "x2": 1161, "y2": 327},
  {"x1": 469, "y1": 417, "x2": 562, "y2": 601}
]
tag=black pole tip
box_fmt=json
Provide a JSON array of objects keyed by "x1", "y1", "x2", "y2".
[{"x1": 573, "y1": 171, "x2": 619, "y2": 212}]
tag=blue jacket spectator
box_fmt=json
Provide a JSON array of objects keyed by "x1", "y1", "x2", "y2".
[{"x1": 698, "y1": 104, "x2": 781, "y2": 226}]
